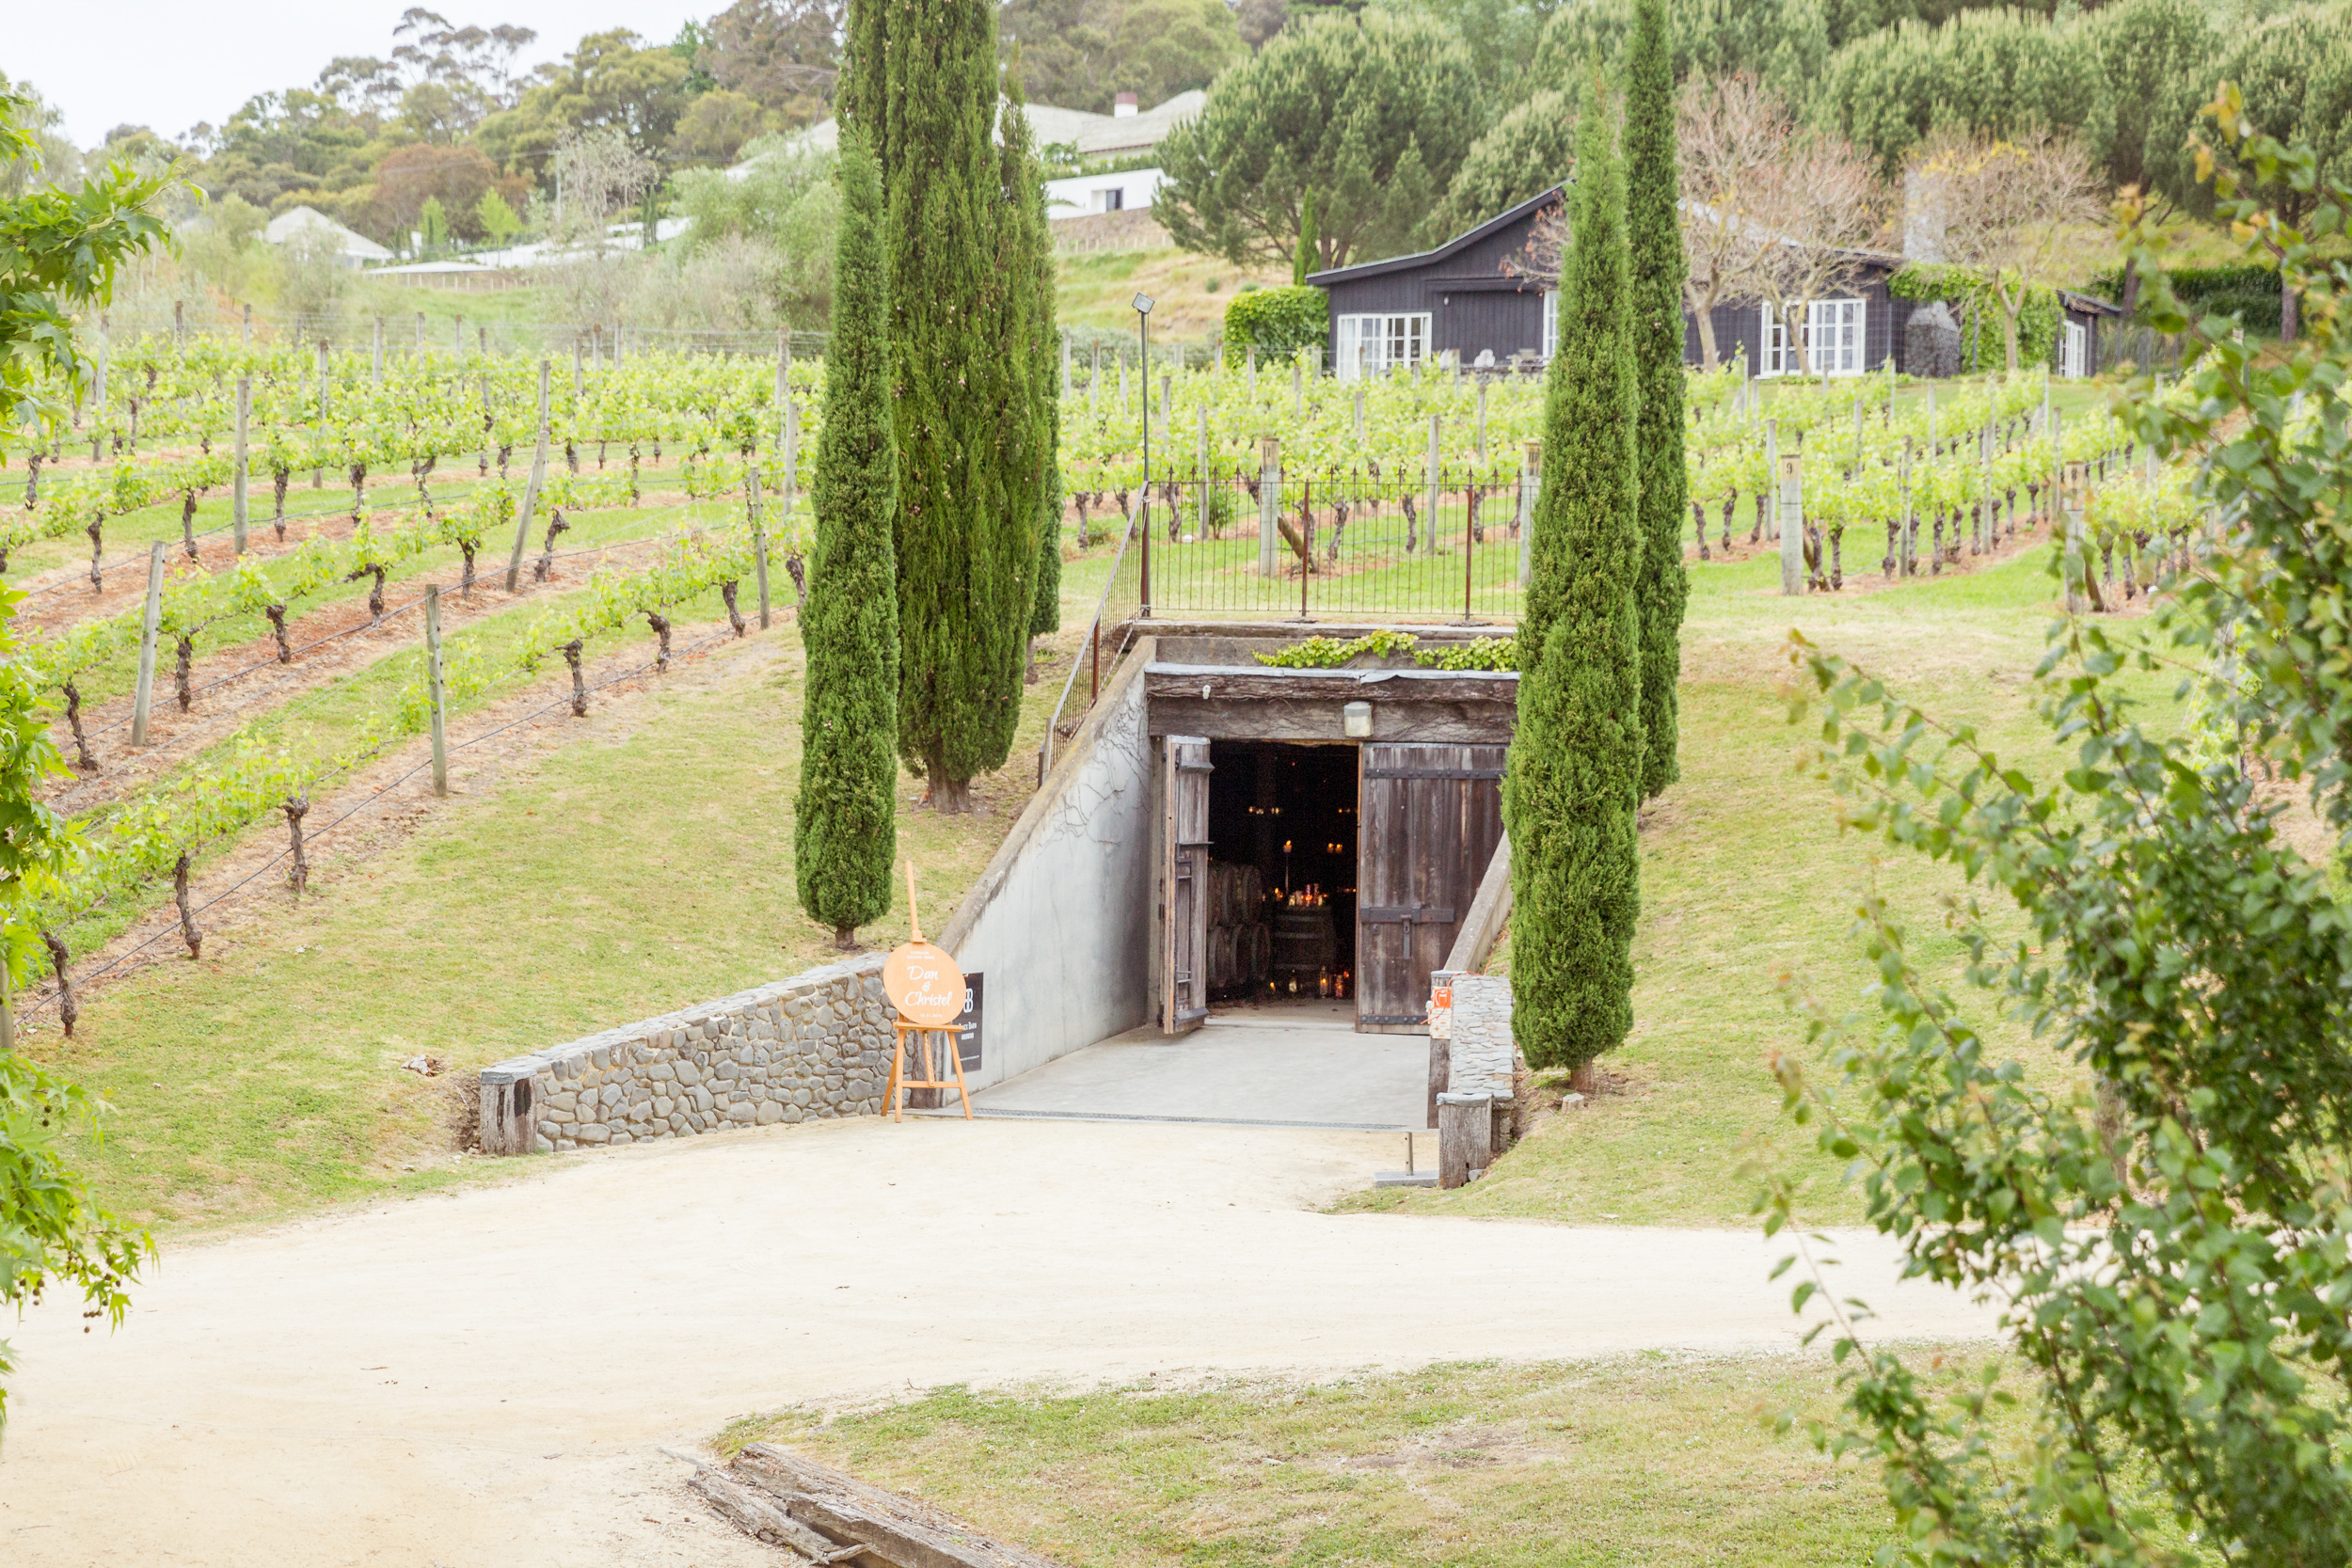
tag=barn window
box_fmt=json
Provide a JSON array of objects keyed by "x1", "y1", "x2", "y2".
[
  {"x1": 1541, "y1": 291, "x2": 1558, "y2": 360},
  {"x1": 1760, "y1": 298, "x2": 1866, "y2": 376},
  {"x1": 1334, "y1": 312, "x2": 1431, "y2": 381}
]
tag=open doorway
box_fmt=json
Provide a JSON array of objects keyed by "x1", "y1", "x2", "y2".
[{"x1": 1204, "y1": 741, "x2": 1359, "y2": 1008}]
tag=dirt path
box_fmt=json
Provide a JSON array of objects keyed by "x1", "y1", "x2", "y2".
[{"x1": 0, "y1": 1117, "x2": 1995, "y2": 1565}]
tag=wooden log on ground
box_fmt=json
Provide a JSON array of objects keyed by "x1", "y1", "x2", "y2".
[
  {"x1": 687, "y1": 1465, "x2": 857, "y2": 1562},
  {"x1": 1437, "y1": 1090, "x2": 1492, "y2": 1189},
  {"x1": 735, "y1": 1445, "x2": 1072, "y2": 1568}
]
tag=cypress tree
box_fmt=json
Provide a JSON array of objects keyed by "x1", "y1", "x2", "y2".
[
  {"x1": 1626, "y1": 0, "x2": 1690, "y2": 800},
  {"x1": 1505, "y1": 87, "x2": 1643, "y2": 1077},
  {"x1": 1013, "y1": 81, "x2": 1062, "y2": 680},
  {"x1": 849, "y1": 0, "x2": 1042, "y2": 813},
  {"x1": 795, "y1": 131, "x2": 898, "y2": 950}
]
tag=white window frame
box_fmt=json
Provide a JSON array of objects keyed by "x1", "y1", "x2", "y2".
[
  {"x1": 1758, "y1": 297, "x2": 1867, "y2": 377},
  {"x1": 1541, "y1": 291, "x2": 1559, "y2": 361},
  {"x1": 1334, "y1": 311, "x2": 1431, "y2": 382},
  {"x1": 2060, "y1": 320, "x2": 2087, "y2": 379}
]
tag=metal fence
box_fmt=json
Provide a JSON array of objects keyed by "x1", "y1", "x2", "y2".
[{"x1": 1088, "y1": 467, "x2": 1530, "y2": 627}]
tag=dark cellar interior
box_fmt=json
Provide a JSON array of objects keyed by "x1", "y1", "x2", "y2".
[{"x1": 1201, "y1": 741, "x2": 1358, "y2": 1003}]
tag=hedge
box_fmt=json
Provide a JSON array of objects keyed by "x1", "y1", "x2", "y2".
[
  {"x1": 1223, "y1": 285, "x2": 1328, "y2": 368},
  {"x1": 2089, "y1": 262, "x2": 2281, "y2": 334}
]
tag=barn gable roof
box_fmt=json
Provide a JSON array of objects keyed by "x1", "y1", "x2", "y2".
[{"x1": 1304, "y1": 185, "x2": 1565, "y2": 289}]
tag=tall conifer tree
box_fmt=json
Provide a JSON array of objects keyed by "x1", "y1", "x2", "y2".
[
  {"x1": 1626, "y1": 0, "x2": 1690, "y2": 800},
  {"x1": 795, "y1": 131, "x2": 898, "y2": 949},
  {"x1": 1506, "y1": 88, "x2": 1644, "y2": 1075},
  {"x1": 846, "y1": 0, "x2": 1044, "y2": 812},
  {"x1": 1009, "y1": 79, "x2": 1061, "y2": 680}
]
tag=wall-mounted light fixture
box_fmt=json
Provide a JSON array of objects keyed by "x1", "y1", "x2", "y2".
[{"x1": 1343, "y1": 700, "x2": 1373, "y2": 738}]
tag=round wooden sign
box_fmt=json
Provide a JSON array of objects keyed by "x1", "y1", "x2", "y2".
[{"x1": 883, "y1": 941, "x2": 966, "y2": 1027}]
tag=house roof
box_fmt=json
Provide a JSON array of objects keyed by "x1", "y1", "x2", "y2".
[
  {"x1": 262, "y1": 204, "x2": 393, "y2": 261},
  {"x1": 761, "y1": 90, "x2": 1205, "y2": 168},
  {"x1": 2058, "y1": 288, "x2": 2124, "y2": 317},
  {"x1": 1308, "y1": 186, "x2": 1914, "y2": 292},
  {"x1": 1305, "y1": 185, "x2": 1565, "y2": 288}
]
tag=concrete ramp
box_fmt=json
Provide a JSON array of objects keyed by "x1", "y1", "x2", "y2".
[{"x1": 968, "y1": 1005, "x2": 1426, "y2": 1130}]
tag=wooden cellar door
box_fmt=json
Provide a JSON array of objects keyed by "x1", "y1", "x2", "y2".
[
  {"x1": 1356, "y1": 743, "x2": 1506, "y2": 1032},
  {"x1": 1161, "y1": 736, "x2": 1214, "y2": 1035}
]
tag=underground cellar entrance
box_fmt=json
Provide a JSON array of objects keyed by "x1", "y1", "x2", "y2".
[{"x1": 1160, "y1": 736, "x2": 1506, "y2": 1036}]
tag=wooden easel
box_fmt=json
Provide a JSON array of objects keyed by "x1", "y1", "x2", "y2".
[{"x1": 884, "y1": 862, "x2": 974, "y2": 1121}]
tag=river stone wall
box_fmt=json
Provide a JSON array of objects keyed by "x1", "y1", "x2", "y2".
[{"x1": 478, "y1": 954, "x2": 891, "y2": 1155}]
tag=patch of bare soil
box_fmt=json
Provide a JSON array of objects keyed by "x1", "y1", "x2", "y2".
[{"x1": 15, "y1": 610, "x2": 794, "y2": 1029}]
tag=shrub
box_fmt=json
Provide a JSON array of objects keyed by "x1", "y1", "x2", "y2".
[{"x1": 1222, "y1": 284, "x2": 1327, "y2": 367}]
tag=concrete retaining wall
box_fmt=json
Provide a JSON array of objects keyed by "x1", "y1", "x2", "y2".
[
  {"x1": 940, "y1": 638, "x2": 1157, "y2": 1091},
  {"x1": 479, "y1": 955, "x2": 892, "y2": 1154}
]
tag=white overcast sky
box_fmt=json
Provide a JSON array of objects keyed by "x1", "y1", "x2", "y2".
[{"x1": 9, "y1": 0, "x2": 711, "y2": 147}]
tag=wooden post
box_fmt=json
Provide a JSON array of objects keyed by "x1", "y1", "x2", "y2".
[
  {"x1": 1763, "y1": 419, "x2": 1778, "y2": 541},
  {"x1": 1475, "y1": 380, "x2": 1488, "y2": 465},
  {"x1": 1437, "y1": 1090, "x2": 1491, "y2": 1188},
  {"x1": 1160, "y1": 372, "x2": 1171, "y2": 421},
  {"x1": 1353, "y1": 387, "x2": 1365, "y2": 441},
  {"x1": 425, "y1": 584, "x2": 449, "y2": 797},
  {"x1": 1257, "y1": 436, "x2": 1280, "y2": 579},
  {"x1": 1518, "y1": 440, "x2": 1538, "y2": 586},
  {"x1": 505, "y1": 359, "x2": 550, "y2": 592},
  {"x1": 414, "y1": 310, "x2": 424, "y2": 351},
  {"x1": 1424, "y1": 414, "x2": 1441, "y2": 556},
  {"x1": 372, "y1": 317, "x2": 383, "y2": 384},
  {"x1": 1426, "y1": 969, "x2": 1457, "y2": 1129},
  {"x1": 781, "y1": 398, "x2": 800, "y2": 524},
  {"x1": 1292, "y1": 357, "x2": 1303, "y2": 418},
  {"x1": 1195, "y1": 406, "x2": 1209, "y2": 539},
  {"x1": 314, "y1": 341, "x2": 329, "y2": 488},
  {"x1": 572, "y1": 340, "x2": 583, "y2": 400},
  {"x1": 1899, "y1": 439, "x2": 1915, "y2": 575},
  {"x1": 131, "y1": 543, "x2": 166, "y2": 746},
  {"x1": 2048, "y1": 409, "x2": 2064, "y2": 533},
  {"x1": 2063, "y1": 460, "x2": 2089, "y2": 614},
  {"x1": 455, "y1": 314, "x2": 465, "y2": 355},
  {"x1": 749, "y1": 469, "x2": 772, "y2": 628},
  {"x1": 231, "y1": 376, "x2": 250, "y2": 554},
  {"x1": 1778, "y1": 452, "x2": 1804, "y2": 595},
  {"x1": 1247, "y1": 343, "x2": 1257, "y2": 398},
  {"x1": 242, "y1": 303, "x2": 252, "y2": 346}
]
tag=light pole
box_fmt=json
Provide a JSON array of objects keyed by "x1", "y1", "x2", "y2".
[{"x1": 1134, "y1": 292, "x2": 1154, "y2": 614}]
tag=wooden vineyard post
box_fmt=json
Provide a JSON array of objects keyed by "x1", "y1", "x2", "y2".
[
  {"x1": 425, "y1": 585, "x2": 450, "y2": 797},
  {"x1": 1475, "y1": 380, "x2": 1488, "y2": 465},
  {"x1": 414, "y1": 310, "x2": 424, "y2": 351},
  {"x1": 132, "y1": 542, "x2": 166, "y2": 746},
  {"x1": 1763, "y1": 419, "x2": 1778, "y2": 541},
  {"x1": 372, "y1": 316, "x2": 383, "y2": 385},
  {"x1": 1354, "y1": 387, "x2": 1365, "y2": 442},
  {"x1": 1292, "y1": 356, "x2": 1303, "y2": 419},
  {"x1": 572, "y1": 341, "x2": 583, "y2": 401},
  {"x1": 231, "y1": 375, "x2": 250, "y2": 555},
  {"x1": 2047, "y1": 409, "x2": 2064, "y2": 534},
  {"x1": 1424, "y1": 415, "x2": 1441, "y2": 557},
  {"x1": 1299, "y1": 480, "x2": 1312, "y2": 620},
  {"x1": 242, "y1": 302, "x2": 252, "y2": 346},
  {"x1": 1518, "y1": 440, "x2": 1539, "y2": 587},
  {"x1": 1257, "y1": 436, "x2": 1280, "y2": 579},
  {"x1": 1899, "y1": 439, "x2": 1915, "y2": 576},
  {"x1": 314, "y1": 341, "x2": 329, "y2": 488},
  {"x1": 1247, "y1": 342, "x2": 1257, "y2": 398},
  {"x1": 1464, "y1": 463, "x2": 1476, "y2": 621},
  {"x1": 2063, "y1": 460, "x2": 2090, "y2": 614},
  {"x1": 1778, "y1": 452, "x2": 1804, "y2": 595},
  {"x1": 781, "y1": 397, "x2": 800, "y2": 522},
  {"x1": 505, "y1": 359, "x2": 550, "y2": 592},
  {"x1": 1196, "y1": 406, "x2": 1209, "y2": 540},
  {"x1": 749, "y1": 469, "x2": 772, "y2": 628},
  {"x1": 776, "y1": 328, "x2": 790, "y2": 435}
]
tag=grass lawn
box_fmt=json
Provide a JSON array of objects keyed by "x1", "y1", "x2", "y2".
[
  {"x1": 1057, "y1": 245, "x2": 1290, "y2": 341},
  {"x1": 714, "y1": 1354, "x2": 1979, "y2": 1567},
  {"x1": 45, "y1": 619, "x2": 1082, "y2": 1228}
]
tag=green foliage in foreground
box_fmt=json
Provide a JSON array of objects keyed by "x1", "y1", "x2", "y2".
[
  {"x1": 1507, "y1": 85, "x2": 1642, "y2": 1076},
  {"x1": 796, "y1": 133, "x2": 898, "y2": 946},
  {"x1": 1766, "y1": 103, "x2": 2352, "y2": 1562}
]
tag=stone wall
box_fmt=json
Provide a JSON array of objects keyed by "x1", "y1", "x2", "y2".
[
  {"x1": 479, "y1": 954, "x2": 892, "y2": 1155},
  {"x1": 1448, "y1": 975, "x2": 1518, "y2": 1100}
]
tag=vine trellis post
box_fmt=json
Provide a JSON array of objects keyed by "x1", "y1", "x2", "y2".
[
  {"x1": 1257, "y1": 436, "x2": 1280, "y2": 579},
  {"x1": 425, "y1": 584, "x2": 449, "y2": 797},
  {"x1": 131, "y1": 542, "x2": 166, "y2": 747},
  {"x1": 231, "y1": 376, "x2": 250, "y2": 555},
  {"x1": 1779, "y1": 452, "x2": 1805, "y2": 596},
  {"x1": 749, "y1": 469, "x2": 772, "y2": 629},
  {"x1": 505, "y1": 359, "x2": 550, "y2": 592},
  {"x1": 1518, "y1": 440, "x2": 1539, "y2": 587}
]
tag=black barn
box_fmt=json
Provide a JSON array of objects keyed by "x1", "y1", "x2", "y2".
[{"x1": 1305, "y1": 187, "x2": 2107, "y2": 381}]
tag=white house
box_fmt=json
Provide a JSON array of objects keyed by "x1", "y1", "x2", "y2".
[
  {"x1": 262, "y1": 205, "x2": 392, "y2": 268},
  {"x1": 749, "y1": 90, "x2": 1204, "y2": 173},
  {"x1": 1043, "y1": 166, "x2": 1165, "y2": 219}
]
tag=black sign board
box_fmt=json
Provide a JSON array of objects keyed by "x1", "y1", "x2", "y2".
[{"x1": 954, "y1": 973, "x2": 983, "y2": 1071}]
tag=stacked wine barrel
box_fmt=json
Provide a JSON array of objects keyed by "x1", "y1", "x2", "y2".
[{"x1": 1205, "y1": 862, "x2": 1272, "y2": 995}]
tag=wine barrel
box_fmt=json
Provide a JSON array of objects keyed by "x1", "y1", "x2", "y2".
[
  {"x1": 1248, "y1": 922, "x2": 1272, "y2": 984},
  {"x1": 1272, "y1": 905, "x2": 1336, "y2": 982},
  {"x1": 1211, "y1": 926, "x2": 1238, "y2": 990}
]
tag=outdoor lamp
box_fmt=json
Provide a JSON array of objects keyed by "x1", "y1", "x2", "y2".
[{"x1": 1343, "y1": 701, "x2": 1373, "y2": 738}]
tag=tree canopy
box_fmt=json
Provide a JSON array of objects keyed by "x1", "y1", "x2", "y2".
[{"x1": 1154, "y1": 9, "x2": 1483, "y2": 273}]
